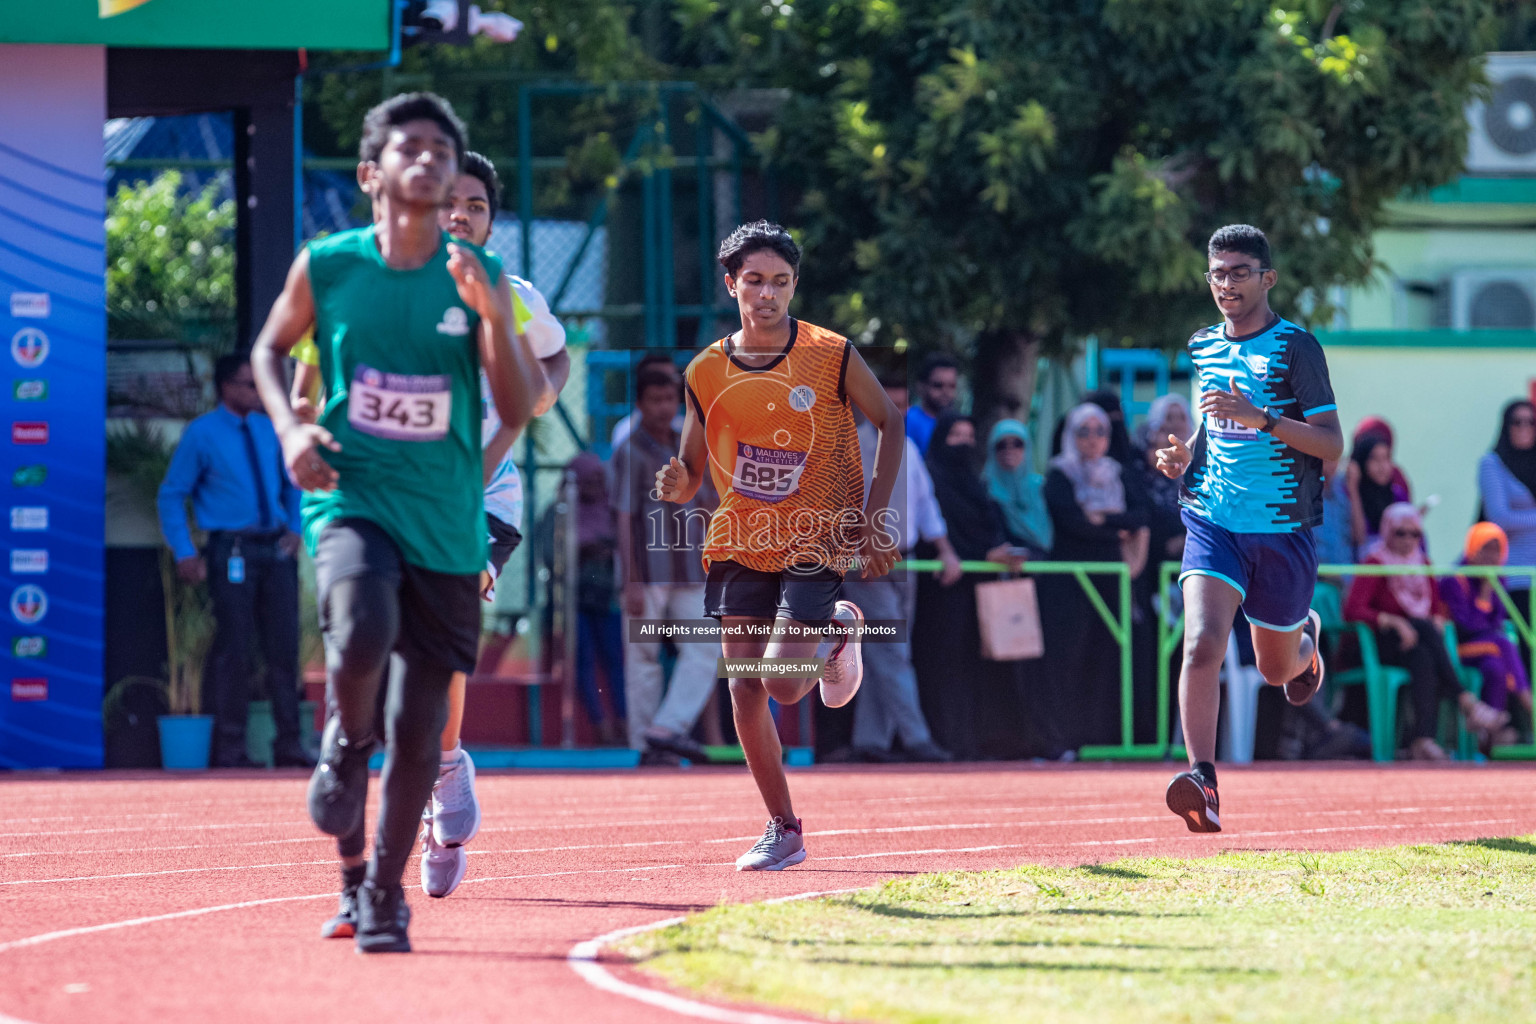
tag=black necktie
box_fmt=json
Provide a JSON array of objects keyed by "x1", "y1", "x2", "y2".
[{"x1": 240, "y1": 419, "x2": 274, "y2": 530}]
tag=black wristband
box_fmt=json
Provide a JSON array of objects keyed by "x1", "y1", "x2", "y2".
[{"x1": 1258, "y1": 409, "x2": 1278, "y2": 433}]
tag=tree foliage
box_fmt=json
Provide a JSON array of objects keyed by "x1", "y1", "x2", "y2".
[
  {"x1": 674, "y1": 0, "x2": 1498, "y2": 364},
  {"x1": 106, "y1": 170, "x2": 236, "y2": 343}
]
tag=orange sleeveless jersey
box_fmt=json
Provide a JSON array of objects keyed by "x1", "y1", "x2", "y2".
[{"x1": 684, "y1": 319, "x2": 864, "y2": 574}]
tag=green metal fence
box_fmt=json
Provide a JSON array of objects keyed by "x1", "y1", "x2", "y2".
[
  {"x1": 1156, "y1": 560, "x2": 1536, "y2": 761},
  {"x1": 900, "y1": 559, "x2": 1167, "y2": 760}
]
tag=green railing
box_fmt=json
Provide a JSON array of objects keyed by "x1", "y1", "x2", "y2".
[
  {"x1": 899, "y1": 559, "x2": 1168, "y2": 760},
  {"x1": 1157, "y1": 561, "x2": 1536, "y2": 760}
]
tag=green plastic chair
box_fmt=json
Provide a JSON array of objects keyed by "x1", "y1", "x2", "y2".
[
  {"x1": 1328, "y1": 621, "x2": 1413, "y2": 762},
  {"x1": 1442, "y1": 622, "x2": 1484, "y2": 760}
]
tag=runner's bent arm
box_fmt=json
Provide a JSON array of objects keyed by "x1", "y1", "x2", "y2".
[
  {"x1": 843, "y1": 348, "x2": 903, "y2": 535},
  {"x1": 252, "y1": 249, "x2": 316, "y2": 437},
  {"x1": 458, "y1": 256, "x2": 546, "y2": 438},
  {"x1": 252, "y1": 250, "x2": 341, "y2": 491},
  {"x1": 534, "y1": 349, "x2": 571, "y2": 417},
  {"x1": 658, "y1": 400, "x2": 707, "y2": 505}
]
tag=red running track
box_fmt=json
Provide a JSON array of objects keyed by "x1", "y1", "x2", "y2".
[{"x1": 1, "y1": 763, "x2": 1533, "y2": 1024}]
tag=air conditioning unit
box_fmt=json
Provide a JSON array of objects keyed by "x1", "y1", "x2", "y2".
[
  {"x1": 1449, "y1": 270, "x2": 1536, "y2": 330},
  {"x1": 1466, "y1": 53, "x2": 1536, "y2": 174}
]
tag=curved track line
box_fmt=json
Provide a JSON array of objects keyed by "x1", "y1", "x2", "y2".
[
  {"x1": 568, "y1": 888, "x2": 863, "y2": 1024},
  {"x1": 0, "y1": 893, "x2": 333, "y2": 954}
]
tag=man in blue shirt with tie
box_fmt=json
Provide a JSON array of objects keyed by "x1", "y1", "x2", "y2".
[{"x1": 158, "y1": 354, "x2": 313, "y2": 769}]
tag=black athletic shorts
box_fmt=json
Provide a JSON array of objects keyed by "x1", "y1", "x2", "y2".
[
  {"x1": 312, "y1": 517, "x2": 482, "y2": 673},
  {"x1": 486, "y1": 512, "x2": 523, "y2": 577},
  {"x1": 703, "y1": 559, "x2": 843, "y2": 624}
]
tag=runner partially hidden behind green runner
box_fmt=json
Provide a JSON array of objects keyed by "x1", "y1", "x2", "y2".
[{"x1": 251, "y1": 92, "x2": 546, "y2": 953}]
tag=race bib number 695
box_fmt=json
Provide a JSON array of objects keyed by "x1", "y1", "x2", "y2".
[
  {"x1": 732, "y1": 443, "x2": 807, "y2": 503},
  {"x1": 348, "y1": 364, "x2": 452, "y2": 442}
]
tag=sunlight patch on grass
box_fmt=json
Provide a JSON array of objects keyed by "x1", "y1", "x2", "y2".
[{"x1": 619, "y1": 838, "x2": 1536, "y2": 1024}]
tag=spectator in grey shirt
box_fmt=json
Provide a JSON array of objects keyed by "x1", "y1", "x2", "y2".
[{"x1": 611, "y1": 367, "x2": 721, "y2": 762}]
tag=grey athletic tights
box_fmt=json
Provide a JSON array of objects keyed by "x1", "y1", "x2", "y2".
[{"x1": 325, "y1": 575, "x2": 453, "y2": 887}]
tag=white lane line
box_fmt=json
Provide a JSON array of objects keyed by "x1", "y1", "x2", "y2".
[
  {"x1": 0, "y1": 821, "x2": 303, "y2": 839},
  {"x1": 568, "y1": 888, "x2": 863, "y2": 1024},
  {"x1": 1, "y1": 836, "x2": 329, "y2": 859},
  {"x1": 0, "y1": 859, "x2": 340, "y2": 887},
  {"x1": 8, "y1": 802, "x2": 1523, "y2": 876},
  {"x1": 0, "y1": 894, "x2": 333, "y2": 954}
]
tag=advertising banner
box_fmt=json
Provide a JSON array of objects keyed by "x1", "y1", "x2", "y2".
[
  {"x1": 0, "y1": 45, "x2": 107, "y2": 768},
  {"x1": 0, "y1": 0, "x2": 389, "y2": 50}
]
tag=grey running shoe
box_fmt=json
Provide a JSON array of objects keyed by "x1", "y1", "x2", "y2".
[
  {"x1": 307, "y1": 716, "x2": 373, "y2": 838},
  {"x1": 735, "y1": 816, "x2": 807, "y2": 871},
  {"x1": 1284, "y1": 609, "x2": 1327, "y2": 707},
  {"x1": 319, "y1": 881, "x2": 360, "y2": 939},
  {"x1": 420, "y1": 814, "x2": 468, "y2": 898},
  {"x1": 430, "y1": 748, "x2": 481, "y2": 848},
  {"x1": 355, "y1": 882, "x2": 411, "y2": 954},
  {"x1": 819, "y1": 600, "x2": 864, "y2": 709}
]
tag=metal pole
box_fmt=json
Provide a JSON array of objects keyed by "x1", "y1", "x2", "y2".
[{"x1": 560, "y1": 468, "x2": 579, "y2": 748}]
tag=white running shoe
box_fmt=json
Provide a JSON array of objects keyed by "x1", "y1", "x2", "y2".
[
  {"x1": 430, "y1": 748, "x2": 481, "y2": 848},
  {"x1": 420, "y1": 815, "x2": 468, "y2": 898},
  {"x1": 819, "y1": 600, "x2": 864, "y2": 709},
  {"x1": 735, "y1": 816, "x2": 807, "y2": 871}
]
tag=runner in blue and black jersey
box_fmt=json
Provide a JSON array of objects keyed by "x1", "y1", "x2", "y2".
[{"x1": 1155, "y1": 224, "x2": 1345, "y2": 833}]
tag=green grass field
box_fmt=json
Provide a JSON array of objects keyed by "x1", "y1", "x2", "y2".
[{"x1": 620, "y1": 838, "x2": 1536, "y2": 1024}]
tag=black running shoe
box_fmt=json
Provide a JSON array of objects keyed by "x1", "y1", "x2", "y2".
[
  {"x1": 355, "y1": 881, "x2": 412, "y2": 954},
  {"x1": 319, "y1": 881, "x2": 360, "y2": 939},
  {"x1": 1284, "y1": 609, "x2": 1326, "y2": 707},
  {"x1": 307, "y1": 717, "x2": 373, "y2": 838},
  {"x1": 1166, "y1": 770, "x2": 1221, "y2": 833}
]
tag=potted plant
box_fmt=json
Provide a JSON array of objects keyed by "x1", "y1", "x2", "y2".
[
  {"x1": 105, "y1": 421, "x2": 217, "y2": 768},
  {"x1": 156, "y1": 545, "x2": 217, "y2": 768}
]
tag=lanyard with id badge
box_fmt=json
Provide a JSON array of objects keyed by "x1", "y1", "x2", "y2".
[{"x1": 348, "y1": 364, "x2": 453, "y2": 442}]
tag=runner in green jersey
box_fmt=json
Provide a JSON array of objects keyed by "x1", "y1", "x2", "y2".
[{"x1": 251, "y1": 93, "x2": 546, "y2": 953}]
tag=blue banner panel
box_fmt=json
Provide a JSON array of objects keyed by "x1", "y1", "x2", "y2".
[{"x1": 0, "y1": 45, "x2": 106, "y2": 769}]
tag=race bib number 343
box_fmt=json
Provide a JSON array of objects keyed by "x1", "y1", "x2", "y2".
[
  {"x1": 348, "y1": 364, "x2": 452, "y2": 442},
  {"x1": 732, "y1": 443, "x2": 807, "y2": 503}
]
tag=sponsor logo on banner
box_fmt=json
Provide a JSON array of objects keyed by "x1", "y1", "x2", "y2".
[
  {"x1": 11, "y1": 585, "x2": 47, "y2": 624},
  {"x1": 101, "y1": 0, "x2": 159, "y2": 16},
  {"x1": 436, "y1": 307, "x2": 470, "y2": 336},
  {"x1": 11, "y1": 678, "x2": 47, "y2": 702},
  {"x1": 12, "y1": 422, "x2": 48, "y2": 444},
  {"x1": 9, "y1": 294, "x2": 50, "y2": 319},
  {"x1": 10, "y1": 550, "x2": 47, "y2": 574},
  {"x1": 13, "y1": 380, "x2": 47, "y2": 401},
  {"x1": 12, "y1": 636, "x2": 47, "y2": 658},
  {"x1": 10, "y1": 507, "x2": 48, "y2": 530},
  {"x1": 11, "y1": 328, "x2": 48, "y2": 368},
  {"x1": 12, "y1": 465, "x2": 47, "y2": 488}
]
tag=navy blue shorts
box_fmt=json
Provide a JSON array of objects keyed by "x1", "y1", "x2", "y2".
[{"x1": 1179, "y1": 509, "x2": 1317, "y2": 631}]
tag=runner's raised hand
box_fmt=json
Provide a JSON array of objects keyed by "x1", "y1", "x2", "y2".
[
  {"x1": 1155, "y1": 433, "x2": 1192, "y2": 480},
  {"x1": 655, "y1": 456, "x2": 689, "y2": 503},
  {"x1": 446, "y1": 243, "x2": 498, "y2": 320}
]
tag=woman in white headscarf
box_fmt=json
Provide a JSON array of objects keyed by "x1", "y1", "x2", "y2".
[
  {"x1": 1040, "y1": 402, "x2": 1150, "y2": 750},
  {"x1": 1135, "y1": 393, "x2": 1193, "y2": 565}
]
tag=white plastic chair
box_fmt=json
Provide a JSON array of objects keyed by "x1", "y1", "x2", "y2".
[{"x1": 1220, "y1": 633, "x2": 1267, "y2": 764}]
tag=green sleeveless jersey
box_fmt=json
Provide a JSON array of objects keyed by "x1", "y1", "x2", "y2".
[{"x1": 303, "y1": 226, "x2": 502, "y2": 574}]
